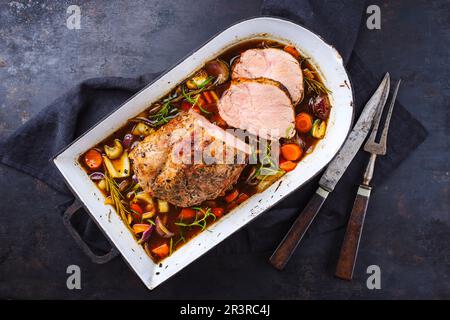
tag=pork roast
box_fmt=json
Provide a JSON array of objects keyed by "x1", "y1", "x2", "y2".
[
  {"x1": 129, "y1": 111, "x2": 250, "y2": 207},
  {"x1": 217, "y1": 78, "x2": 296, "y2": 141},
  {"x1": 232, "y1": 48, "x2": 304, "y2": 104}
]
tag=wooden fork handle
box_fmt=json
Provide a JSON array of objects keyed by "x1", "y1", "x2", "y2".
[
  {"x1": 335, "y1": 185, "x2": 372, "y2": 280},
  {"x1": 270, "y1": 187, "x2": 329, "y2": 270}
]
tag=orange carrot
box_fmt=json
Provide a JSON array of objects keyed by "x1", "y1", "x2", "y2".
[
  {"x1": 280, "y1": 159, "x2": 297, "y2": 172},
  {"x1": 152, "y1": 243, "x2": 169, "y2": 259},
  {"x1": 181, "y1": 101, "x2": 191, "y2": 111},
  {"x1": 224, "y1": 190, "x2": 239, "y2": 203},
  {"x1": 284, "y1": 45, "x2": 301, "y2": 58},
  {"x1": 295, "y1": 112, "x2": 313, "y2": 133},
  {"x1": 84, "y1": 149, "x2": 103, "y2": 170},
  {"x1": 202, "y1": 91, "x2": 214, "y2": 104},
  {"x1": 236, "y1": 193, "x2": 249, "y2": 204},
  {"x1": 130, "y1": 203, "x2": 143, "y2": 215},
  {"x1": 211, "y1": 207, "x2": 224, "y2": 218},
  {"x1": 179, "y1": 208, "x2": 197, "y2": 220},
  {"x1": 132, "y1": 223, "x2": 151, "y2": 234},
  {"x1": 281, "y1": 144, "x2": 303, "y2": 161}
]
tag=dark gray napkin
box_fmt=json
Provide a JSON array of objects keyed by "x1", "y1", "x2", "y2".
[{"x1": 0, "y1": 1, "x2": 427, "y2": 256}]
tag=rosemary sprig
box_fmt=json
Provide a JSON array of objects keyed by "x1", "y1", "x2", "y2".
[
  {"x1": 175, "y1": 207, "x2": 216, "y2": 231},
  {"x1": 182, "y1": 86, "x2": 211, "y2": 114},
  {"x1": 304, "y1": 77, "x2": 332, "y2": 96},
  {"x1": 104, "y1": 171, "x2": 133, "y2": 232},
  {"x1": 147, "y1": 100, "x2": 179, "y2": 127}
]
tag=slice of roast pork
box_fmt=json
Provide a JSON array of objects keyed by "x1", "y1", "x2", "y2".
[
  {"x1": 232, "y1": 48, "x2": 304, "y2": 104},
  {"x1": 217, "y1": 78, "x2": 296, "y2": 141}
]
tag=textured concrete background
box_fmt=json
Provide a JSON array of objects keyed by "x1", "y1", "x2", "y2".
[{"x1": 0, "y1": 0, "x2": 448, "y2": 299}]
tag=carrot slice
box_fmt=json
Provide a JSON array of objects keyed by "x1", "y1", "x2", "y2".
[
  {"x1": 211, "y1": 207, "x2": 224, "y2": 218},
  {"x1": 236, "y1": 193, "x2": 249, "y2": 204},
  {"x1": 284, "y1": 45, "x2": 301, "y2": 58},
  {"x1": 84, "y1": 149, "x2": 103, "y2": 170},
  {"x1": 202, "y1": 91, "x2": 214, "y2": 104},
  {"x1": 130, "y1": 203, "x2": 143, "y2": 215},
  {"x1": 132, "y1": 223, "x2": 151, "y2": 234},
  {"x1": 152, "y1": 243, "x2": 169, "y2": 259},
  {"x1": 280, "y1": 159, "x2": 297, "y2": 172},
  {"x1": 179, "y1": 208, "x2": 197, "y2": 220},
  {"x1": 295, "y1": 112, "x2": 313, "y2": 133},
  {"x1": 224, "y1": 190, "x2": 239, "y2": 203},
  {"x1": 281, "y1": 144, "x2": 303, "y2": 161},
  {"x1": 181, "y1": 101, "x2": 191, "y2": 111}
]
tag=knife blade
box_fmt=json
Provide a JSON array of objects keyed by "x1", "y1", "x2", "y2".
[
  {"x1": 319, "y1": 72, "x2": 390, "y2": 192},
  {"x1": 270, "y1": 72, "x2": 391, "y2": 270}
]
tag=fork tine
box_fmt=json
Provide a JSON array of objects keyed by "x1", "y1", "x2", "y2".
[{"x1": 378, "y1": 79, "x2": 401, "y2": 154}]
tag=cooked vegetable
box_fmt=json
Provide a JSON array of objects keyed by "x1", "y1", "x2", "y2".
[
  {"x1": 179, "y1": 208, "x2": 197, "y2": 220},
  {"x1": 104, "y1": 139, "x2": 124, "y2": 160},
  {"x1": 311, "y1": 119, "x2": 327, "y2": 139},
  {"x1": 122, "y1": 133, "x2": 134, "y2": 149},
  {"x1": 134, "y1": 192, "x2": 153, "y2": 204},
  {"x1": 295, "y1": 112, "x2": 313, "y2": 133},
  {"x1": 131, "y1": 122, "x2": 154, "y2": 136},
  {"x1": 138, "y1": 224, "x2": 153, "y2": 244},
  {"x1": 186, "y1": 70, "x2": 212, "y2": 89},
  {"x1": 255, "y1": 170, "x2": 285, "y2": 193},
  {"x1": 224, "y1": 190, "x2": 239, "y2": 203},
  {"x1": 89, "y1": 171, "x2": 105, "y2": 180},
  {"x1": 97, "y1": 179, "x2": 106, "y2": 190},
  {"x1": 281, "y1": 144, "x2": 302, "y2": 161},
  {"x1": 155, "y1": 216, "x2": 174, "y2": 238},
  {"x1": 175, "y1": 207, "x2": 216, "y2": 231},
  {"x1": 152, "y1": 243, "x2": 169, "y2": 259},
  {"x1": 211, "y1": 207, "x2": 224, "y2": 218},
  {"x1": 279, "y1": 160, "x2": 297, "y2": 172},
  {"x1": 103, "y1": 151, "x2": 130, "y2": 178},
  {"x1": 284, "y1": 45, "x2": 301, "y2": 59},
  {"x1": 204, "y1": 59, "x2": 229, "y2": 85},
  {"x1": 130, "y1": 203, "x2": 143, "y2": 216},
  {"x1": 118, "y1": 179, "x2": 130, "y2": 192},
  {"x1": 303, "y1": 68, "x2": 315, "y2": 80},
  {"x1": 84, "y1": 149, "x2": 103, "y2": 170},
  {"x1": 142, "y1": 211, "x2": 156, "y2": 220},
  {"x1": 202, "y1": 91, "x2": 219, "y2": 104},
  {"x1": 309, "y1": 94, "x2": 331, "y2": 120},
  {"x1": 157, "y1": 199, "x2": 169, "y2": 213},
  {"x1": 236, "y1": 193, "x2": 249, "y2": 204},
  {"x1": 132, "y1": 223, "x2": 151, "y2": 234}
]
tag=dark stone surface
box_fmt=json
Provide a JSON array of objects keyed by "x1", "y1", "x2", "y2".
[{"x1": 0, "y1": 0, "x2": 448, "y2": 299}]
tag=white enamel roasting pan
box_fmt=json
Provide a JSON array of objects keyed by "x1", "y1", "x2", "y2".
[{"x1": 53, "y1": 17, "x2": 354, "y2": 290}]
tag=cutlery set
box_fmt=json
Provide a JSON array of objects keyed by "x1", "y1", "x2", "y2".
[{"x1": 270, "y1": 73, "x2": 402, "y2": 280}]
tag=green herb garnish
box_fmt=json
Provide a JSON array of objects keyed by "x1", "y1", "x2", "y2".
[{"x1": 175, "y1": 207, "x2": 216, "y2": 231}]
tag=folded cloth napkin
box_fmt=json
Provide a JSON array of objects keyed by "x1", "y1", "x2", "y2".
[{"x1": 0, "y1": 1, "x2": 427, "y2": 257}]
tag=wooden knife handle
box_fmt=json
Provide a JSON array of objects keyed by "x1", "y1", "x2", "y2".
[
  {"x1": 270, "y1": 187, "x2": 329, "y2": 270},
  {"x1": 335, "y1": 185, "x2": 372, "y2": 280}
]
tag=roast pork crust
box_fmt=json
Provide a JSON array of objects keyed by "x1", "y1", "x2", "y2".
[{"x1": 129, "y1": 111, "x2": 248, "y2": 207}]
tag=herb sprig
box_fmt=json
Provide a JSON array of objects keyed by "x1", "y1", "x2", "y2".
[{"x1": 175, "y1": 207, "x2": 216, "y2": 231}]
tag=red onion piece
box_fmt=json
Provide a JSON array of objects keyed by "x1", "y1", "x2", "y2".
[
  {"x1": 89, "y1": 172, "x2": 105, "y2": 181},
  {"x1": 138, "y1": 224, "x2": 154, "y2": 244},
  {"x1": 155, "y1": 216, "x2": 174, "y2": 238},
  {"x1": 122, "y1": 133, "x2": 134, "y2": 149}
]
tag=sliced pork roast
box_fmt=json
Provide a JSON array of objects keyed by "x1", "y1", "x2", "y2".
[
  {"x1": 232, "y1": 48, "x2": 304, "y2": 104},
  {"x1": 217, "y1": 78, "x2": 296, "y2": 141},
  {"x1": 129, "y1": 111, "x2": 250, "y2": 207}
]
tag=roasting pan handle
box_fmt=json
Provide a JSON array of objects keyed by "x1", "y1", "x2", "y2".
[{"x1": 63, "y1": 200, "x2": 119, "y2": 264}]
